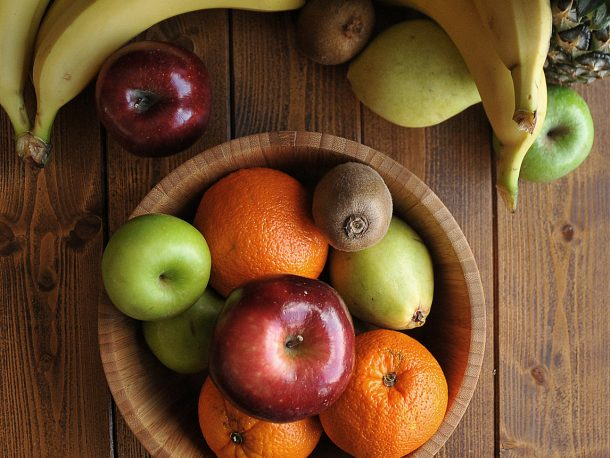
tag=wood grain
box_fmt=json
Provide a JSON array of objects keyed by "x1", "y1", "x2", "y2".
[
  {"x1": 103, "y1": 10, "x2": 231, "y2": 458},
  {"x1": 497, "y1": 79, "x2": 610, "y2": 456},
  {"x1": 231, "y1": 10, "x2": 360, "y2": 140},
  {"x1": 0, "y1": 85, "x2": 109, "y2": 456}
]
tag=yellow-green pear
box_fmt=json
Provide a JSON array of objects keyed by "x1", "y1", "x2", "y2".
[
  {"x1": 329, "y1": 216, "x2": 434, "y2": 330},
  {"x1": 347, "y1": 19, "x2": 481, "y2": 128}
]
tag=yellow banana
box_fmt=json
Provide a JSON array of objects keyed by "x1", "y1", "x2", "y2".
[
  {"x1": 0, "y1": 0, "x2": 50, "y2": 138},
  {"x1": 385, "y1": 0, "x2": 547, "y2": 211},
  {"x1": 472, "y1": 0, "x2": 552, "y2": 133},
  {"x1": 35, "y1": 0, "x2": 84, "y2": 51},
  {"x1": 19, "y1": 0, "x2": 305, "y2": 165},
  {"x1": 496, "y1": 73, "x2": 547, "y2": 209}
]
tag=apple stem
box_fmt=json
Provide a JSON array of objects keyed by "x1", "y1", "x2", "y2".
[
  {"x1": 128, "y1": 89, "x2": 159, "y2": 113},
  {"x1": 285, "y1": 334, "x2": 304, "y2": 349},
  {"x1": 383, "y1": 372, "x2": 397, "y2": 387}
]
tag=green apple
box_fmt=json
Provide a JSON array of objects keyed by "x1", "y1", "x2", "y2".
[
  {"x1": 102, "y1": 213, "x2": 211, "y2": 321},
  {"x1": 143, "y1": 288, "x2": 223, "y2": 374},
  {"x1": 329, "y1": 216, "x2": 434, "y2": 330},
  {"x1": 494, "y1": 85, "x2": 594, "y2": 183}
]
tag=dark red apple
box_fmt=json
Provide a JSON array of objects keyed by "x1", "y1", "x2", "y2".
[
  {"x1": 208, "y1": 274, "x2": 355, "y2": 423},
  {"x1": 95, "y1": 40, "x2": 212, "y2": 157}
]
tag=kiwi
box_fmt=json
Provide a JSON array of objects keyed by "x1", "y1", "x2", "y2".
[
  {"x1": 313, "y1": 162, "x2": 393, "y2": 252},
  {"x1": 296, "y1": 0, "x2": 375, "y2": 65}
]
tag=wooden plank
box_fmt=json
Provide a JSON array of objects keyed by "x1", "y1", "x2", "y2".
[
  {"x1": 363, "y1": 103, "x2": 496, "y2": 457},
  {"x1": 103, "y1": 11, "x2": 230, "y2": 458},
  {"x1": 0, "y1": 86, "x2": 110, "y2": 455},
  {"x1": 231, "y1": 10, "x2": 360, "y2": 140},
  {"x1": 497, "y1": 79, "x2": 610, "y2": 456}
]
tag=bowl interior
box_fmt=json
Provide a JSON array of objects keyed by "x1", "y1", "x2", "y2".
[{"x1": 98, "y1": 131, "x2": 485, "y2": 457}]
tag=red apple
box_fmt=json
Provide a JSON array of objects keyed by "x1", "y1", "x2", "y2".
[
  {"x1": 208, "y1": 274, "x2": 355, "y2": 423},
  {"x1": 95, "y1": 40, "x2": 212, "y2": 157}
]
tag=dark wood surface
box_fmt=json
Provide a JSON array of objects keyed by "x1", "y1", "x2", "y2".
[{"x1": 1, "y1": 9, "x2": 608, "y2": 458}]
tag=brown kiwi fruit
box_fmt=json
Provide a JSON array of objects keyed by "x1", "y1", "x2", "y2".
[
  {"x1": 313, "y1": 162, "x2": 392, "y2": 251},
  {"x1": 296, "y1": 0, "x2": 375, "y2": 65}
]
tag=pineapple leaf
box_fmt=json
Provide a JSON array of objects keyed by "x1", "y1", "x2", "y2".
[
  {"x1": 591, "y1": 5, "x2": 610, "y2": 30},
  {"x1": 591, "y1": 5, "x2": 610, "y2": 29},
  {"x1": 576, "y1": 0, "x2": 605, "y2": 16},
  {"x1": 576, "y1": 0, "x2": 610, "y2": 29}
]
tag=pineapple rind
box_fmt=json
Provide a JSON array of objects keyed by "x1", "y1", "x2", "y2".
[{"x1": 545, "y1": 0, "x2": 610, "y2": 85}]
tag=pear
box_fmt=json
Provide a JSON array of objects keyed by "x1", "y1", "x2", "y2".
[
  {"x1": 347, "y1": 19, "x2": 480, "y2": 128},
  {"x1": 329, "y1": 216, "x2": 433, "y2": 330}
]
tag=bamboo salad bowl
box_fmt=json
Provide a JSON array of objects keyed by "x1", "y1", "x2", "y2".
[{"x1": 98, "y1": 131, "x2": 486, "y2": 457}]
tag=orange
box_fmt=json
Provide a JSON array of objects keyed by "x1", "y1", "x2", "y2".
[
  {"x1": 193, "y1": 167, "x2": 328, "y2": 296},
  {"x1": 319, "y1": 329, "x2": 448, "y2": 458},
  {"x1": 198, "y1": 377, "x2": 323, "y2": 458}
]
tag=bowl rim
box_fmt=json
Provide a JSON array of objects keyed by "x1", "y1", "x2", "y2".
[{"x1": 99, "y1": 130, "x2": 486, "y2": 457}]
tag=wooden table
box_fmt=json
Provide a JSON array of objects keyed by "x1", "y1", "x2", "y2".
[{"x1": 1, "y1": 9, "x2": 609, "y2": 457}]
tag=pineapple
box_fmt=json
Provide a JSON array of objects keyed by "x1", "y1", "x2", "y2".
[{"x1": 545, "y1": 0, "x2": 610, "y2": 85}]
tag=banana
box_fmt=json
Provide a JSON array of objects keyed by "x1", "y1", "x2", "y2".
[
  {"x1": 35, "y1": 0, "x2": 85, "y2": 51},
  {"x1": 496, "y1": 73, "x2": 547, "y2": 209},
  {"x1": 472, "y1": 0, "x2": 552, "y2": 133},
  {"x1": 19, "y1": 0, "x2": 305, "y2": 165},
  {"x1": 0, "y1": 0, "x2": 50, "y2": 138},
  {"x1": 385, "y1": 0, "x2": 547, "y2": 211}
]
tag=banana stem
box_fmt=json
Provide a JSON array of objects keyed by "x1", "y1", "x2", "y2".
[
  {"x1": 0, "y1": 91, "x2": 31, "y2": 137},
  {"x1": 31, "y1": 108, "x2": 55, "y2": 144},
  {"x1": 511, "y1": 64, "x2": 538, "y2": 134}
]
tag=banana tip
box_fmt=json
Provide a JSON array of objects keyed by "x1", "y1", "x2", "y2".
[
  {"x1": 513, "y1": 110, "x2": 537, "y2": 134},
  {"x1": 497, "y1": 185, "x2": 518, "y2": 213},
  {"x1": 16, "y1": 132, "x2": 51, "y2": 167}
]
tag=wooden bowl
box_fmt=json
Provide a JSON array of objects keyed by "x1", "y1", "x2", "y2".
[{"x1": 99, "y1": 131, "x2": 486, "y2": 457}]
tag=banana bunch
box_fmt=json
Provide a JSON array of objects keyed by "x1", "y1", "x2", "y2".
[
  {"x1": 0, "y1": 0, "x2": 50, "y2": 140},
  {"x1": 2, "y1": 0, "x2": 304, "y2": 166},
  {"x1": 387, "y1": 0, "x2": 552, "y2": 211}
]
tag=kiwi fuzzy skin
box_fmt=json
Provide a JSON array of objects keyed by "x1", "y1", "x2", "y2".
[
  {"x1": 313, "y1": 162, "x2": 393, "y2": 252},
  {"x1": 296, "y1": 0, "x2": 375, "y2": 65}
]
